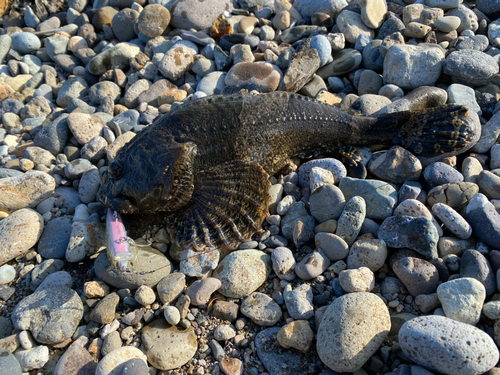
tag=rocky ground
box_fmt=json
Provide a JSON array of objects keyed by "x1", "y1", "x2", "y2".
[{"x1": 0, "y1": 0, "x2": 500, "y2": 374}]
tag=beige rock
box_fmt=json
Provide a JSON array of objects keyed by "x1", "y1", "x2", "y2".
[
  {"x1": 337, "y1": 10, "x2": 375, "y2": 44},
  {"x1": 67, "y1": 113, "x2": 106, "y2": 145},
  {"x1": 142, "y1": 319, "x2": 197, "y2": 370},
  {"x1": 361, "y1": 0, "x2": 387, "y2": 29},
  {"x1": 277, "y1": 320, "x2": 314, "y2": 352},
  {"x1": 213, "y1": 250, "x2": 272, "y2": 298},
  {"x1": 95, "y1": 346, "x2": 147, "y2": 375},
  {"x1": 338, "y1": 267, "x2": 375, "y2": 292},
  {"x1": 0, "y1": 208, "x2": 43, "y2": 265},
  {"x1": 106, "y1": 132, "x2": 136, "y2": 162},
  {"x1": 0, "y1": 171, "x2": 55, "y2": 214},
  {"x1": 317, "y1": 292, "x2": 390, "y2": 372},
  {"x1": 83, "y1": 281, "x2": 110, "y2": 298}
]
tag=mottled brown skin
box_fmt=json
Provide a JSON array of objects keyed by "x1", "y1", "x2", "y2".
[{"x1": 98, "y1": 92, "x2": 479, "y2": 250}]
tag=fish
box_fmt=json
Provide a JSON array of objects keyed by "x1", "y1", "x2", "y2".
[{"x1": 97, "y1": 92, "x2": 480, "y2": 251}]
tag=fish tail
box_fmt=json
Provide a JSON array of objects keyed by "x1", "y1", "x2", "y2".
[{"x1": 376, "y1": 104, "x2": 478, "y2": 158}]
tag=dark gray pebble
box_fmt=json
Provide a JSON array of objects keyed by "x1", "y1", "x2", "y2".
[
  {"x1": 378, "y1": 216, "x2": 439, "y2": 259},
  {"x1": 37, "y1": 216, "x2": 73, "y2": 259},
  {"x1": 119, "y1": 358, "x2": 149, "y2": 375},
  {"x1": 460, "y1": 249, "x2": 496, "y2": 296},
  {"x1": 423, "y1": 162, "x2": 463, "y2": 190}
]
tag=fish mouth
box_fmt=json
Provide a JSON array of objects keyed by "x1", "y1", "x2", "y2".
[{"x1": 98, "y1": 187, "x2": 140, "y2": 214}]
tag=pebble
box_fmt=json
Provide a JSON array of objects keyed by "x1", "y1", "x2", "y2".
[
  {"x1": 94, "y1": 247, "x2": 172, "y2": 289},
  {"x1": 0, "y1": 208, "x2": 43, "y2": 265},
  {"x1": 241, "y1": 292, "x2": 282, "y2": 326},
  {"x1": 317, "y1": 292, "x2": 390, "y2": 372},
  {"x1": 90, "y1": 292, "x2": 120, "y2": 325},
  {"x1": 315, "y1": 232, "x2": 349, "y2": 261},
  {"x1": 399, "y1": 316, "x2": 499, "y2": 375},
  {"x1": 383, "y1": 44, "x2": 445, "y2": 90},
  {"x1": 284, "y1": 283, "x2": 314, "y2": 320},
  {"x1": 11, "y1": 287, "x2": 83, "y2": 345},
  {"x1": 271, "y1": 246, "x2": 296, "y2": 281},
  {"x1": 0, "y1": 171, "x2": 55, "y2": 213},
  {"x1": 466, "y1": 193, "x2": 500, "y2": 248},
  {"x1": 437, "y1": 277, "x2": 486, "y2": 325},
  {"x1": 95, "y1": 346, "x2": 147, "y2": 375},
  {"x1": 212, "y1": 250, "x2": 271, "y2": 298},
  {"x1": 10, "y1": 32, "x2": 41, "y2": 54},
  {"x1": 460, "y1": 249, "x2": 496, "y2": 296},
  {"x1": 295, "y1": 248, "x2": 330, "y2": 280},
  {"x1": 335, "y1": 196, "x2": 366, "y2": 246},
  {"x1": 14, "y1": 345, "x2": 49, "y2": 372},
  {"x1": 185, "y1": 278, "x2": 221, "y2": 306},
  {"x1": 432, "y1": 203, "x2": 471, "y2": 239},
  {"x1": 141, "y1": 319, "x2": 197, "y2": 370},
  {"x1": 157, "y1": 272, "x2": 186, "y2": 305},
  {"x1": 225, "y1": 62, "x2": 280, "y2": 92},
  {"x1": 392, "y1": 255, "x2": 435, "y2": 292},
  {"x1": 368, "y1": 146, "x2": 422, "y2": 184},
  {"x1": 277, "y1": 320, "x2": 314, "y2": 352},
  {"x1": 379, "y1": 216, "x2": 439, "y2": 259},
  {"x1": 163, "y1": 305, "x2": 180, "y2": 326},
  {"x1": 134, "y1": 285, "x2": 156, "y2": 306},
  {"x1": 347, "y1": 238, "x2": 387, "y2": 271},
  {"x1": 309, "y1": 184, "x2": 346, "y2": 222},
  {"x1": 444, "y1": 50, "x2": 499, "y2": 87},
  {"x1": 65, "y1": 221, "x2": 105, "y2": 262},
  {"x1": 339, "y1": 177, "x2": 397, "y2": 220},
  {"x1": 180, "y1": 247, "x2": 220, "y2": 277},
  {"x1": 219, "y1": 358, "x2": 243, "y2": 375},
  {"x1": 339, "y1": 267, "x2": 375, "y2": 292},
  {"x1": 0, "y1": 264, "x2": 16, "y2": 284}
]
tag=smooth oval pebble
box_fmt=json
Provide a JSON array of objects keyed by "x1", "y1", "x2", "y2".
[
  {"x1": 317, "y1": 292, "x2": 390, "y2": 372},
  {"x1": 0, "y1": 265, "x2": 16, "y2": 284},
  {"x1": 432, "y1": 203, "x2": 471, "y2": 239},
  {"x1": 399, "y1": 315, "x2": 499, "y2": 375}
]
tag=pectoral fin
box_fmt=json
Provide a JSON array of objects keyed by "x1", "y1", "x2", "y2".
[{"x1": 165, "y1": 160, "x2": 271, "y2": 250}]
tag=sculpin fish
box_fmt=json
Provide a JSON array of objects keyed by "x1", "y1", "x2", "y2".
[{"x1": 98, "y1": 92, "x2": 480, "y2": 250}]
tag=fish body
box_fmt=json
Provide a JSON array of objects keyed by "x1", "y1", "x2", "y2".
[{"x1": 98, "y1": 92, "x2": 480, "y2": 250}]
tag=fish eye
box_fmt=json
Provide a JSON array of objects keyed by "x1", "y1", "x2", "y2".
[{"x1": 108, "y1": 161, "x2": 123, "y2": 178}]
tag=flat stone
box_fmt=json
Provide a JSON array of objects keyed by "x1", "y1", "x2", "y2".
[
  {"x1": 212, "y1": 250, "x2": 271, "y2": 298},
  {"x1": 54, "y1": 336, "x2": 97, "y2": 375},
  {"x1": 0, "y1": 208, "x2": 43, "y2": 265},
  {"x1": 141, "y1": 319, "x2": 197, "y2": 370},
  {"x1": 444, "y1": 49, "x2": 499, "y2": 87},
  {"x1": 12, "y1": 287, "x2": 83, "y2": 345},
  {"x1": 0, "y1": 171, "x2": 55, "y2": 214},
  {"x1": 339, "y1": 177, "x2": 397, "y2": 221},
  {"x1": 185, "y1": 278, "x2": 221, "y2": 306},
  {"x1": 383, "y1": 44, "x2": 445, "y2": 90},
  {"x1": 337, "y1": 10, "x2": 375, "y2": 44},
  {"x1": 94, "y1": 246, "x2": 172, "y2": 289}
]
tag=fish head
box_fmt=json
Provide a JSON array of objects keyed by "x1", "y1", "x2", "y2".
[{"x1": 98, "y1": 138, "x2": 197, "y2": 214}]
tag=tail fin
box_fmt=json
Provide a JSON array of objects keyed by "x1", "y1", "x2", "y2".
[{"x1": 386, "y1": 104, "x2": 478, "y2": 158}]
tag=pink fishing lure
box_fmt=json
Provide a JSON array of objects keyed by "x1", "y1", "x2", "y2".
[{"x1": 106, "y1": 208, "x2": 135, "y2": 271}]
